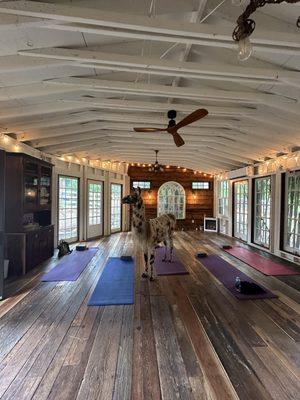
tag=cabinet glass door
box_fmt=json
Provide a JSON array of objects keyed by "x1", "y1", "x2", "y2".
[
  {"x1": 110, "y1": 184, "x2": 122, "y2": 232},
  {"x1": 87, "y1": 180, "x2": 103, "y2": 239},
  {"x1": 58, "y1": 176, "x2": 79, "y2": 242},
  {"x1": 40, "y1": 166, "x2": 51, "y2": 207},
  {"x1": 233, "y1": 180, "x2": 248, "y2": 241}
]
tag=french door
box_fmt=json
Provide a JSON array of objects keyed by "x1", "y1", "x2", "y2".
[
  {"x1": 110, "y1": 183, "x2": 122, "y2": 233},
  {"x1": 253, "y1": 176, "x2": 272, "y2": 248},
  {"x1": 58, "y1": 176, "x2": 79, "y2": 242},
  {"x1": 233, "y1": 180, "x2": 248, "y2": 241},
  {"x1": 87, "y1": 180, "x2": 103, "y2": 239},
  {"x1": 283, "y1": 170, "x2": 300, "y2": 255}
]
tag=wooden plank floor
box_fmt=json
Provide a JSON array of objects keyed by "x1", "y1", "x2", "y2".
[{"x1": 0, "y1": 231, "x2": 299, "y2": 400}]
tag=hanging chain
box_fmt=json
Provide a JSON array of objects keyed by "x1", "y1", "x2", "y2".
[{"x1": 233, "y1": 0, "x2": 300, "y2": 41}]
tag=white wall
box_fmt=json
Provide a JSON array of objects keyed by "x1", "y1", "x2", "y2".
[{"x1": 215, "y1": 155, "x2": 300, "y2": 265}]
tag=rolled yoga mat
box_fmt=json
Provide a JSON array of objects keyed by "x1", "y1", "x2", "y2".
[
  {"x1": 224, "y1": 246, "x2": 299, "y2": 276},
  {"x1": 42, "y1": 247, "x2": 98, "y2": 282},
  {"x1": 88, "y1": 257, "x2": 134, "y2": 306},
  {"x1": 199, "y1": 254, "x2": 277, "y2": 300},
  {"x1": 154, "y1": 247, "x2": 188, "y2": 275}
]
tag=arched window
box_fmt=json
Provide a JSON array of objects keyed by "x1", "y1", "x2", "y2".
[{"x1": 158, "y1": 181, "x2": 186, "y2": 219}]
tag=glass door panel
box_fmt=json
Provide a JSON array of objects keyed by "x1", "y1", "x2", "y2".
[
  {"x1": 233, "y1": 180, "x2": 248, "y2": 241},
  {"x1": 253, "y1": 177, "x2": 271, "y2": 248},
  {"x1": 87, "y1": 180, "x2": 103, "y2": 239},
  {"x1": 58, "y1": 176, "x2": 79, "y2": 242},
  {"x1": 111, "y1": 184, "x2": 122, "y2": 232},
  {"x1": 283, "y1": 171, "x2": 300, "y2": 255}
]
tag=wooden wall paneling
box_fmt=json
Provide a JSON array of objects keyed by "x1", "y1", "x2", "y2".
[{"x1": 128, "y1": 166, "x2": 214, "y2": 230}]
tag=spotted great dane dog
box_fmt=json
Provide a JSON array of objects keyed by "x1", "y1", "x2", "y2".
[{"x1": 122, "y1": 187, "x2": 176, "y2": 280}]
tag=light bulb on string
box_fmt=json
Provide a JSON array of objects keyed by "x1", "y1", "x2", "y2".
[{"x1": 237, "y1": 37, "x2": 253, "y2": 61}]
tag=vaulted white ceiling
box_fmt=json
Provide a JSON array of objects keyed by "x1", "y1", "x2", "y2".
[{"x1": 0, "y1": 0, "x2": 299, "y2": 173}]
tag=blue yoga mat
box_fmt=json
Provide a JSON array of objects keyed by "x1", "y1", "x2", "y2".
[
  {"x1": 42, "y1": 248, "x2": 98, "y2": 282},
  {"x1": 88, "y1": 257, "x2": 135, "y2": 306}
]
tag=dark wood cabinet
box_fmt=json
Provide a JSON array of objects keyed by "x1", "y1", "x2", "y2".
[{"x1": 4, "y1": 153, "x2": 54, "y2": 276}]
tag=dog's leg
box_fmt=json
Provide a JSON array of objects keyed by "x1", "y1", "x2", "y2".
[
  {"x1": 162, "y1": 240, "x2": 167, "y2": 262},
  {"x1": 169, "y1": 237, "x2": 174, "y2": 262},
  {"x1": 149, "y1": 251, "x2": 155, "y2": 281},
  {"x1": 142, "y1": 252, "x2": 148, "y2": 278}
]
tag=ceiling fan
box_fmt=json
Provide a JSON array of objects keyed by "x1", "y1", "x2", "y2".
[
  {"x1": 149, "y1": 150, "x2": 164, "y2": 173},
  {"x1": 133, "y1": 108, "x2": 208, "y2": 147}
]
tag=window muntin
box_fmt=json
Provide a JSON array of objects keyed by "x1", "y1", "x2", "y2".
[
  {"x1": 254, "y1": 176, "x2": 271, "y2": 248},
  {"x1": 111, "y1": 183, "x2": 122, "y2": 231},
  {"x1": 284, "y1": 171, "x2": 300, "y2": 255},
  {"x1": 218, "y1": 180, "x2": 229, "y2": 216},
  {"x1": 234, "y1": 180, "x2": 248, "y2": 241},
  {"x1": 58, "y1": 176, "x2": 79, "y2": 241},
  {"x1": 192, "y1": 182, "x2": 210, "y2": 189},
  {"x1": 132, "y1": 181, "x2": 151, "y2": 189},
  {"x1": 158, "y1": 181, "x2": 185, "y2": 220},
  {"x1": 88, "y1": 181, "x2": 102, "y2": 226}
]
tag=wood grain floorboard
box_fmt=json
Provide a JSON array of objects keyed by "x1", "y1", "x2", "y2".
[{"x1": 0, "y1": 231, "x2": 299, "y2": 400}]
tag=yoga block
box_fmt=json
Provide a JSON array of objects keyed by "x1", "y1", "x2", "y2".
[
  {"x1": 197, "y1": 252, "x2": 207, "y2": 258},
  {"x1": 120, "y1": 255, "x2": 133, "y2": 262},
  {"x1": 222, "y1": 245, "x2": 232, "y2": 250},
  {"x1": 76, "y1": 245, "x2": 88, "y2": 251}
]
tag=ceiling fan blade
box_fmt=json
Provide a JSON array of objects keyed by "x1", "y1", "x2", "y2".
[
  {"x1": 173, "y1": 109, "x2": 208, "y2": 130},
  {"x1": 171, "y1": 131, "x2": 185, "y2": 147},
  {"x1": 133, "y1": 127, "x2": 167, "y2": 132}
]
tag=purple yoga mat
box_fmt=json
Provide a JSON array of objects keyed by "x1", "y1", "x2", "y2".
[
  {"x1": 42, "y1": 248, "x2": 98, "y2": 282},
  {"x1": 199, "y1": 254, "x2": 277, "y2": 300},
  {"x1": 154, "y1": 247, "x2": 188, "y2": 275}
]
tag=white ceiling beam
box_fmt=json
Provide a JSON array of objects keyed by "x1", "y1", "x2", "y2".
[
  {"x1": 46, "y1": 77, "x2": 293, "y2": 106},
  {"x1": 56, "y1": 142, "x2": 241, "y2": 169},
  {"x1": 1, "y1": 111, "x2": 98, "y2": 133},
  {"x1": 0, "y1": 55, "x2": 66, "y2": 73},
  {"x1": 43, "y1": 131, "x2": 266, "y2": 161},
  {"x1": 1, "y1": 1, "x2": 299, "y2": 54},
  {"x1": 48, "y1": 77, "x2": 300, "y2": 119},
  {"x1": 19, "y1": 47, "x2": 300, "y2": 87},
  {"x1": 0, "y1": 101, "x2": 88, "y2": 121},
  {"x1": 0, "y1": 83, "x2": 78, "y2": 101},
  {"x1": 46, "y1": 22, "x2": 300, "y2": 56},
  {"x1": 0, "y1": 13, "x2": 55, "y2": 29},
  {"x1": 60, "y1": 97, "x2": 258, "y2": 116}
]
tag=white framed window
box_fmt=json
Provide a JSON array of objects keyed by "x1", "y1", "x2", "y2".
[
  {"x1": 218, "y1": 180, "x2": 229, "y2": 216},
  {"x1": 192, "y1": 182, "x2": 210, "y2": 189},
  {"x1": 58, "y1": 176, "x2": 79, "y2": 242},
  {"x1": 254, "y1": 176, "x2": 271, "y2": 248},
  {"x1": 233, "y1": 180, "x2": 248, "y2": 241},
  {"x1": 111, "y1": 183, "x2": 122, "y2": 232},
  {"x1": 158, "y1": 181, "x2": 185, "y2": 219},
  {"x1": 132, "y1": 181, "x2": 151, "y2": 189},
  {"x1": 283, "y1": 171, "x2": 300, "y2": 255}
]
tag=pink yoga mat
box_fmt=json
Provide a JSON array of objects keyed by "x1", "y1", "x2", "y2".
[{"x1": 224, "y1": 246, "x2": 299, "y2": 276}]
